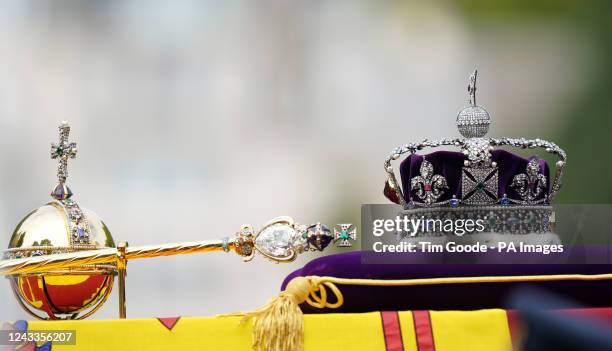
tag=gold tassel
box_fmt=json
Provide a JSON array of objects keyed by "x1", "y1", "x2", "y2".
[
  {"x1": 232, "y1": 276, "x2": 344, "y2": 351},
  {"x1": 250, "y1": 290, "x2": 304, "y2": 351}
]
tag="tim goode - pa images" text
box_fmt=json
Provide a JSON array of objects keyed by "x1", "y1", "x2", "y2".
[{"x1": 372, "y1": 241, "x2": 564, "y2": 255}]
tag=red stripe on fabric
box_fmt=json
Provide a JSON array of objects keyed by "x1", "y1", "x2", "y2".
[
  {"x1": 380, "y1": 311, "x2": 404, "y2": 351},
  {"x1": 412, "y1": 310, "x2": 435, "y2": 351},
  {"x1": 506, "y1": 310, "x2": 522, "y2": 351}
]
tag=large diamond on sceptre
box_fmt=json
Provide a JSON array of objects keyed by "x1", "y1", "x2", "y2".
[
  {"x1": 252, "y1": 217, "x2": 306, "y2": 262},
  {"x1": 236, "y1": 217, "x2": 334, "y2": 263}
]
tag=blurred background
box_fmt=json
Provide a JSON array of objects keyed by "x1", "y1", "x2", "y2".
[{"x1": 1, "y1": 0, "x2": 611, "y2": 320}]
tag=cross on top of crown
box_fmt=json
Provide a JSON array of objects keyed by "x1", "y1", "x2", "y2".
[
  {"x1": 50, "y1": 121, "x2": 78, "y2": 185},
  {"x1": 468, "y1": 69, "x2": 477, "y2": 106}
]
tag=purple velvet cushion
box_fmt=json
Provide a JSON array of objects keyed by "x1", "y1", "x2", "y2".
[
  {"x1": 390, "y1": 150, "x2": 550, "y2": 203},
  {"x1": 282, "y1": 252, "x2": 612, "y2": 313}
]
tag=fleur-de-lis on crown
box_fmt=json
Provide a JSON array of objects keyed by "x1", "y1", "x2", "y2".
[
  {"x1": 410, "y1": 159, "x2": 449, "y2": 204},
  {"x1": 511, "y1": 158, "x2": 547, "y2": 203}
]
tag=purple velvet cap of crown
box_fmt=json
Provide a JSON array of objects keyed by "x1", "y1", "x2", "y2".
[{"x1": 385, "y1": 149, "x2": 550, "y2": 204}]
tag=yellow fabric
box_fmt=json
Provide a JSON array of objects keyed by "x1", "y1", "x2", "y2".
[
  {"x1": 430, "y1": 309, "x2": 512, "y2": 351},
  {"x1": 304, "y1": 312, "x2": 387, "y2": 350},
  {"x1": 398, "y1": 311, "x2": 418, "y2": 351},
  {"x1": 26, "y1": 309, "x2": 513, "y2": 351},
  {"x1": 29, "y1": 313, "x2": 389, "y2": 351},
  {"x1": 30, "y1": 316, "x2": 253, "y2": 350}
]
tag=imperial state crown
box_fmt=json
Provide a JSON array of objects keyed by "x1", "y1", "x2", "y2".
[{"x1": 383, "y1": 70, "x2": 566, "y2": 234}]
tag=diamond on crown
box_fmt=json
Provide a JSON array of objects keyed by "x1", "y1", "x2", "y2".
[{"x1": 410, "y1": 159, "x2": 449, "y2": 205}]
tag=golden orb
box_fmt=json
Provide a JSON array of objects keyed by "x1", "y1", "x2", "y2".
[
  {"x1": 7, "y1": 203, "x2": 116, "y2": 319},
  {"x1": 4, "y1": 122, "x2": 116, "y2": 320}
]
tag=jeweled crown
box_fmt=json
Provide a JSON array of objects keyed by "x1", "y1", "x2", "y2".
[{"x1": 383, "y1": 70, "x2": 566, "y2": 233}]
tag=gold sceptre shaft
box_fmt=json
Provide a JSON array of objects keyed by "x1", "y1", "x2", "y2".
[
  {"x1": 1, "y1": 216, "x2": 332, "y2": 319},
  {"x1": 2, "y1": 239, "x2": 230, "y2": 319},
  {"x1": 0, "y1": 240, "x2": 229, "y2": 276}
]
